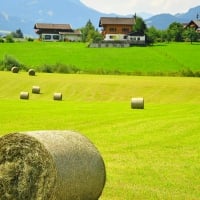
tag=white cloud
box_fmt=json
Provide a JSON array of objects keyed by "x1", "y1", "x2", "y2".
[
  {"x1": 38, "y1": 10, "x2": 53, "y2": 17},
  {"x1": 38, "y1": 10, "x2": 43, "y2": 15},
  {"x1": 80, "y1": 0, "x2": 200, "y2": 15},
  {"x1": 47, "y1": 10, "x2": 53, "y2": 16},
  {"x1": 27, "y1": 0, "x2": 38, "y2": 6},
  {"x1": 1, "y1": 11, "x2": 9, "y2": 21}
]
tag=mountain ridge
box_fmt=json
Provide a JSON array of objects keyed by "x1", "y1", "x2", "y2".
[{"x1": 0, "y1": 1, "x2": 199, "y2": 36}]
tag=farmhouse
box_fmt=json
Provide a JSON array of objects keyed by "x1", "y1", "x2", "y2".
[
  {"x1": 34, "y1": 23, "x2": 82, "y2": 41},
  {"x1": 99, "y1": 17, "x2": 135, "y2": 40},
  {"x1": 98, "y1": 17, "x2": 145, "y2": 45},
  {"x1": 185, "y1": 20, "x2": 200, "y2": 32}
]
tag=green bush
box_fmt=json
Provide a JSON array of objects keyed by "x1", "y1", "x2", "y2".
[
  {"x1": 26, "y1": 37, "x2": 34, "y2": 42},
  {"x1": 36, "y1": 63, "x2": 80, "y2": 74},
  {"x1": 36, "y1": 64, "x2": 54, "y2": 73},
  {"x1": 2, "y1": 55, "x2": 20, "y2": 71},
  {"x1": 5, "y1": 35, "x2": 14, "y2": 43},
  {"x1": 0, "y1": 38, "x2": 4, "y2": 43}
]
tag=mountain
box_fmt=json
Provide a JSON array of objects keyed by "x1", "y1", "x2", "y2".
[
  {"x1": 146, "y1": 5, "x2": 200, "y2": 29},
  {"x1": 0, "y1": 1, "x2": 199, "y2": 36},
  {"x1": 0, "y1": 0, "x2": 112, "y2": 36}
]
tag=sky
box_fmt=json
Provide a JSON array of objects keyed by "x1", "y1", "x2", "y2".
[{"x1": 80, "y1": 0, "x2": 200, "y2": 15}]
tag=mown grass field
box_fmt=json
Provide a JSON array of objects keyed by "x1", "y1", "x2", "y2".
[
  {"x1": 0, "y1": 42, "x2": 200, "y2": 74},
  {"x1": 0, "y1": 71, "x2": 200, "y2": 199}
]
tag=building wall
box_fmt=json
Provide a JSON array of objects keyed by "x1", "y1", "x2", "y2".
[
  {"x1": 62, "y1": 35, "x2": 82, "y2": 42},
  {"x1": 41, "y1": 34, "x2": 61, "y2": 41},
  {"x1": 102, "y1": 24, "x2": 132, "y2": 35}
]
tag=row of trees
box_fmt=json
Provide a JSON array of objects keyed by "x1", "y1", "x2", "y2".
[
  {"x1": 0, "y1": 29, "x2": 24, "y2": 43},
  {"x1": 81, "y1": 17, "x2": 200, "y2": 44},
  {"x1": 146, "y1": 22, "x2": 199, "y2": 44},
  {"x1": 2, "y1": 18, "x2": 199, "y2": 44}
]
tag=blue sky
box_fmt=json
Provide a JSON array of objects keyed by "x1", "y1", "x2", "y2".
[{"x1": 80, "y1": 0, "x2": 200, "y2": 15}]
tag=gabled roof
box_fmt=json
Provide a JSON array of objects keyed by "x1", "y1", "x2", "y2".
[
  {"x1": 99, "y1": 17, "x2": 135, "y2": 27},
  {"x1": 34, "y1": 23, "x2": 72, "y2": 30},
  {"x1": 186, "y1": 20, "x2": 200, "y2": 28},
  {"x1": 193, "y1": 20, "x2": 200, "y2": 27}
]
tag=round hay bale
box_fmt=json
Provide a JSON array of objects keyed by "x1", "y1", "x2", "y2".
[
  {"x1": 0, "y1": 130, "x2": 106, "y2": 200},
  {"x1": 11, "y1": 66, "x2": 19, "y2": 73},
  {"x1": 20, "y1": 91, "x2": 29, "y2": 100},
  {"x1": 28, "y1": 68, "x2": 36, "y2": 76},
  {"x1": 53, "y1": 92, "x2": 62, "y2": 101},
  {"x1": 131, "y1": 97, "x2": 144, "y2": 109},
  {"x1": 32, "y1": 86, "x2": 40, "y2": 94}
]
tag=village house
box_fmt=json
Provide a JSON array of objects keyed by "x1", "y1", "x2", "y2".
[
  {"x1": 98, "y1": 17, "x2": 145, "y2": 45},
  {"x1": 34, "y1": 23, "x2": 82, "y2": 41},
  {"x1": 185, "y1": 20, "x2": 200, "y2": 32}
]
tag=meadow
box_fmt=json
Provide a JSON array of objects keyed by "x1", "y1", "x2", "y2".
[
  {"x1": 0, "y1": 42, "x2": 200, "y2": 75},
  {"x1": 0, "y1": 71, "x2": 200, "y2": 199}
]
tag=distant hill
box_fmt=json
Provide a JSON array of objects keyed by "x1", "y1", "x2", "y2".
[
  {"x1": 146, "y1": 5, "x2": 200, "y2": 29},
  {"x1": 0, "y1": 0, "x2": 199, "y2": 36},
  {"x1": 0, "y1": 0, "x2": 110, "y2": 36}
]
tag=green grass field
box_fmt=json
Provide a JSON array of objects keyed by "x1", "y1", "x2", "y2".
[
  {"x1": 0, "y1": 42, "x2": 200, "y2": 74},
  {"x1": 0, "y1": 71, "x2": 200, "y2": 199}
]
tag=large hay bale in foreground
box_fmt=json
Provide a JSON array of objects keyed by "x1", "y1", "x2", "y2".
[
  {"x1": 11, "y1": 66, "x2": 19, "y2": 73},
  {"x1": 131, "y1": 97, "x2": 144, "y2": 109},
  {"x1": 0, "y1": 130, "x2": 106, "y2": 200},
  {"x1": 32, "y1": 86, "x2": 40, "y2": 94},
  {"x1": 53, "y1": 92, "x2": 62, "y2": 101},
  {"x1": 28, "y1": 69, "x2": 36, "y2": 76},
  {"x1": 20, "y1": 91, "x2": 29, "y2": 100}
]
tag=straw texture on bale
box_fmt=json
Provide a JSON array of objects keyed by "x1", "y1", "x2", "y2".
[
  {"x1": 0, "y1": 130, "x2": 106, "y2": 200},
  {"x1": 28, "y1": 69, "x2": 36, "y2": 76},
  {"x1": 53, "y1": 92, "x2": 62, "y2": 101},
  {"x1": 20, "y1": 91, "x2": 29, "y2": 100},
  {"x1": 131, "y1": 97, "x2": 144, "y2": 109},
  {"x1": 11, "y1": 66, "x2": 19, "y2": 73},
  {"x1": 32, "y1": 86, "x2": 40, "y2": 94}
]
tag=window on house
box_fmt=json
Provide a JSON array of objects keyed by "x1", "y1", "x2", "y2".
[
  {"x1": 122, "y1": 28, "x2": 129, "y2": 33},
  {"x1": 53, "y1": 35, "x2": 60, "y2": 40},
  {"x1": 44, "y1": 35, "x2": 51, "y2": 40},
  {"x1": 109, "y1": 27, "x2": 116, "y2": 32}
]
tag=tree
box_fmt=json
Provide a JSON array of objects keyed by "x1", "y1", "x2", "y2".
[
  {"x1": 81, "y1": 20, "x2": 102, "y2": 43},
  {"x1": 5, "y1": 34, "x2": 14, "y2": 43},
  {"x1": 183, "y1": 28, "x2": 199, "y2": 43},
  {"x1": 132, "y1": 16, "x2": 147, "y2": 34},
  {"x1": 16, "y1": 29, "x2": 24, "y2": 38},
  {"x1": 167, "y1": 22, "x2": 184, "y2": 42},
  {"x1": 146, "y1": 26, "x2": 159, "y2": 44},
  {"x1": 11, "y1": 29, "x2": 24, "y2": 38}
]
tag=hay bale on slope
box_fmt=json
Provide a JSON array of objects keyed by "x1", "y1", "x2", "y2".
[
  {"x1": 53, "y1": 92, "x2": 62, "y2": 101},
  {"x1": 11, "y1": 66, "x2": 19, "y2": 73},
  {"x1": 20, "y1": 91, "x2": 29, "y2": 100},
  {"x1": 131, "y1": 97, "x2": 144, "y2": 109},
  {"x1": 0, "y1": 130, "x2": 106, "y2": 200},
  {"x1": 28, "y1": 69, "x2": 36, "y2": 76},
  {"x1": 32, "y1": 86, "x2": 40, "y2": 94}
]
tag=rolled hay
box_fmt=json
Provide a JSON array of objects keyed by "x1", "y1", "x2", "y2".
[
  {"x1": 32, "y1": 86, "x2": 40, "y2": 94},
  {"x1": 20, "y1": 91, "x2": 29, "y2": 100},
  {"x1": 28, "y1": 69, "x2": 36, "y2": 76},
  {"x1": 11, "y1": 66, "x2": 19, "y2": 73},
  {"x1": 131, "y1": 97, "x2": 144, "y2": 109},
  {"x1": 53, "y1": 92, "x2": 62, "y2": 101},
  {"x1": 0, "y1": 130, "x2": 106, "y2": 200}
]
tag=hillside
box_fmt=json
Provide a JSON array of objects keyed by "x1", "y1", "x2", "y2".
[{"x1": 1, "y1": 72, "x2": 200, "y2": 199}]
